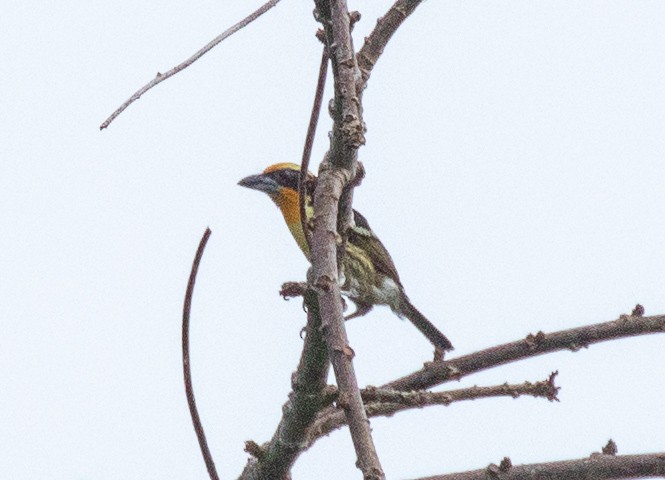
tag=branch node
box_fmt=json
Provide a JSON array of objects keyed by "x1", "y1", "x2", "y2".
[
  {"x1": 632, "y1": 304, "x2": 645, "y2": 317},
  {"x1": 542, "y1": 370, "x2": 561, "y2": 402},
  {"x1": 314, "y1": 274, "x2": 336, "y2": 293},
  {"x1": 339, "y1": 344, "x2": 355, "y2": 359},
  {"x1": 602, "y1": 439, "x2": 618, "y2": 456},
  {"x1": 525, "y1": 330, "x2": 546, "y2": 349},
  {"x1": 499, "y1": 457, "x2": 513, "y2": 472},
  {"x1": 244, "y1": 440, "x2": 265, "y2": 459},
  {"x1": 337, "y1": 392, "x2": 352, "y2": 409},
  {"x1": 568, "y1": 341, "x2": 589, "y2": 352},
  {"x1": 487, "y1": 457, "x2": 513, "y2": 477}
]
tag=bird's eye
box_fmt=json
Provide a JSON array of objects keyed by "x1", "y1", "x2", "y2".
[{"x1": 274, "y1": 169, "x2": 299, "y2": 190}]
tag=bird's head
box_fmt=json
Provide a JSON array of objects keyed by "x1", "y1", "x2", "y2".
[
  {"x1": 238, "y1": 163, "x2": 317, "y2": 257},
  {"x1": 238, "y1": 163, "x2": 314, "y2": 198}
]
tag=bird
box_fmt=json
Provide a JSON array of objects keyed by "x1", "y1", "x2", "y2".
[{"x1": 238, "y1": 162, "x2": 453, "y2": 351}]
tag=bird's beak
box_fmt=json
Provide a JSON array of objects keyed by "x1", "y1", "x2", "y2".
[{"x1": 238, "y1": 174, "x2": 279, "y2": 195}]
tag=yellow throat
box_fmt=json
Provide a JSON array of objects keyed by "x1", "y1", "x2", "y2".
[{"x1": 270, "y1": 187, "x2": 312, "y2": 259}]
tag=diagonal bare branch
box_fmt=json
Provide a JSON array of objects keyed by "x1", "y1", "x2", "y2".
[
  {"x1": 310, "y1": 1, "x2": 382, "y2": 477},
  {"x1": 357, "y1": 0, "x2": 424, "y2": 89},
  {"x1": 100, "y1": 0, "x2": 281, "y2": 130},
  {"x1": 385, "y1": 313, "x2": 665, "y2": 392},
  {"x1": 411, "y1": 450, "x2": 665, "y2": 480}
]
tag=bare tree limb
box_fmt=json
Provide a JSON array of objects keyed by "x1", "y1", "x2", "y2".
[
  {"x1": 310, "y1": 156, "x2": 384, "y2": 480},
  {"x1": 314, "y1": 3, "x2": 364, "y2": 169},
  {"x1": 100, "y1": 0, "x2": 281, "y2": 130},
  {"x1": 307, "y1": 373, "x2": 560, "y2": 442},
  {"x1": 239, "y1": 290, "x2": 331, "y2": 480},
  {"x1": 385, "y1": 313, "x2": 665, "y2": 392},
  {"x1": 309, "y1": 1, "x2": 383, "y2": 477},
  {"x1": 182, "y1": 228, "x2": 219, "y2": 480},
  {"x1": 357, "y1": 0, "x2": 424, "y2": 89},
  {"x1": 314, "y1": 1, "x2": 364, "y2": 238},
  {"x1": 297, "y1": 312, "x2": 663, "y2": 451},
  {"x1": 413, "y1": 451, "x2": 665, "y2": 480}
]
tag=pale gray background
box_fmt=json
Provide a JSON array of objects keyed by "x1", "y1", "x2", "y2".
[{"x1": 2, "y1": 1, "x2": 664, "y2": 479}]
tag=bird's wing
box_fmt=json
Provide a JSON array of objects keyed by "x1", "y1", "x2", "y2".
[{"x1": 348, "y1": 209, "x2": 403, "y2": 288}]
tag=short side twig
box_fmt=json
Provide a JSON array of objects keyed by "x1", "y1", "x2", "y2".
[
  {"x1": 182, "y1": 228, "x2": 218, "y2": 480},
  {"x1": 412, "y1": 451, "x2": 665, "y2": 480},
  {"x1": 100, "y1": 0, "x2": 281, "y2": 129}
]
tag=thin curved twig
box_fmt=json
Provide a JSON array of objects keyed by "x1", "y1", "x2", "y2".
[
  {"x1": 299, "y1": 48, "x2": 329, "y2": 253},
  {"x1": 100, "y1": 0, "x2": 282, "y2": 130},
  {"x1": 182, "y1": 228, "x2": 218, "y2": 480}
]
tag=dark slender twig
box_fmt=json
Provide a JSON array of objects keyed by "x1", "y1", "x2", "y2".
[
  {"x1": 182, "y1": 228, "x2": 218, "y2": 480},
  {"x1": 100, "y1": 0, "x2": 282, "y2": 130},
  {"x1": 412, "y1": 451, "x2": 665, "y2": 480},
  {"x1": 299, "y1": 48, "x2": 329, "y2": 252}
]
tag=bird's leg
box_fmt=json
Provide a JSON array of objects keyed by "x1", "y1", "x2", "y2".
[{"x1": 344, "y1": 300, "x2": 373, "y2": 321}]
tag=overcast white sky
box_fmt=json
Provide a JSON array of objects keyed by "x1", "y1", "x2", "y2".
[{"x1": 2, "y1": 1, "x2": 664, "y2": 479}]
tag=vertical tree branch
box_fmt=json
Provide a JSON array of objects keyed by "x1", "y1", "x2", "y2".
[
  {"x1": 311, "y1": 2, "x2": 383, "y2": 478},
  {"x1": 315, "y1": 0, "x2": 365, "y2": 235},
  {"x1": 311, "y1": 163, "x2": 386, "y2": 480}
]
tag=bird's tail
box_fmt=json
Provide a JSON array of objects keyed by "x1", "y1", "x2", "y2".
[{"x1": 397, "y1": 297, "x2": 454, "y2": 351}]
